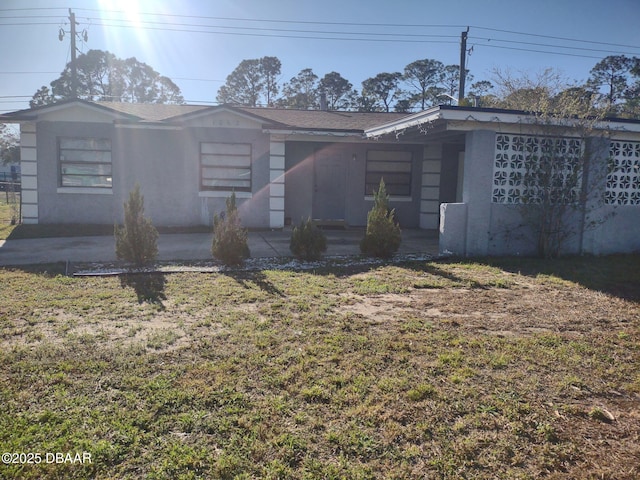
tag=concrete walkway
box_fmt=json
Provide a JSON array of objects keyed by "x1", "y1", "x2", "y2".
[{"x1": 0, "y1": 229, "x2": 439, "y2": 266}]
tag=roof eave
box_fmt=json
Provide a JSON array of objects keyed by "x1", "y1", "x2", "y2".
[
  {"x1": 263, "y1": 127, "x2": 365, "y2": 137},
  {"x1": 1, "y1": 99, "x2": 143, "y2": 123},
  {"x1": 365, "y1": 105, "x2": 443, "y2": 138}
]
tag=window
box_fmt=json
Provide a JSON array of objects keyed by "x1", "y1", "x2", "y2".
[
  {"x1": 365, "y1": 150, "x2": 412, "y2": 196},
  {"x1": 200, "y1": 142, "x2": 251, "y2": 192},
  {"x1": 59, "y1": 137, "x2": 112, "y2": 188}
]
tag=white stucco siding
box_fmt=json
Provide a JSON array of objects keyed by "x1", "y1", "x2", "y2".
[
  {"x1": 20, "y1": 122, "x2": 38, "y2": 224},
  {"x1": 269, "y1": 136, "x2": 286, "y2": 228}
]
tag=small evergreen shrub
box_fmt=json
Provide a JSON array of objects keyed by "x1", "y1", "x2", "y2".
[
  {"x1": 114, "y1": 184, "x2": 159, "y2": 266},
  {"x1": 212, "y1": 192, "x2": 250, "y2": 265},
  {"x1": 289, "y1": 217, "x2": 327, "y2": 261},
  {"x1": 360, "y1": 178, "x2": 401, "y2": 258}
]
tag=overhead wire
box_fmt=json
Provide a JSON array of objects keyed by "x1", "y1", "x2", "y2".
[{"x1": 1, "y1": 7, "x2": 639, "y2": 109}]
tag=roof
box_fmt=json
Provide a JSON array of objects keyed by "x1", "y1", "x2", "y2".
[
  {"x1": 0, "y1": 99, "x2": 412, "y2": 133},
  {"x1": 4, "y1": 100, "x2": 638, "y2": 137},
  {"x1": 365, "y1": 104, "x2": 640, "y2": 138},
  {"x1": 235, "y1": 107, "x2": 410, "y2": 132},
  {"x1": 96, "y1": 102, "x2": 410, "y2": 132},
  {"x1": 94, "y1": 101, "x2": 208, "y2": 121}
]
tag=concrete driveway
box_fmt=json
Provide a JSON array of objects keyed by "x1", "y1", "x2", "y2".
[{"x1": 0, "y1": 229, "x2": 439, "y2": 266}]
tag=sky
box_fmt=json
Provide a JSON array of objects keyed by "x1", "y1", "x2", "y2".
[{"x1": 1, "y1": 0, "x2": 640, "y2": 113}]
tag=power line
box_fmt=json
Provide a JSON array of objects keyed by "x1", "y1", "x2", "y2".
[
  {"x1": 471, "y1": 26, "x2": 640, "y2": 51},
  {"x1": 2, "y1": 6, "x2": 640, "y2": 51},
  {"x1": 473, "y1": 43, "x2": 614, "y2": 60},
  {"x1": 89, "y1": 21, "x2": 460, "y2": 44},
  {"x1": 73, "y1": 8, "x2": 640, "y2": 50},
  {"x1": 85, "y1": 16, "x2": 461, "y2": 40},
  {"x1": 471, "y1": 36, "x2": 639, "y2": 56},
  {"x1": 1, "y1": 9, "x2": 638, "y2": 56},
  {"x1": 0, "y1": 72, "x2": 59, "y2": 75}
]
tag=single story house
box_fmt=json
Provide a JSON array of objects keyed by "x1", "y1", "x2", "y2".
[{"x1": 2, "y1": 100, "x2": 639, "y2": 256}]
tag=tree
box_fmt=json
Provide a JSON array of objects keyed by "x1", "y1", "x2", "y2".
[
  {"x1": 587, "y1": 55, "x2": 635, "y2": 114},
  {"x1": 212, "y1": 192, "x2": 250, "y2": 265},
  {"x1": 319, "y1": 72, "x2": 357, "y2": 110},
  {"x1": 216, "y1": 56, "x2": 282, "y2": 107},
  {"x1": 118, "y1": 57, "x2": 183, "y2": 103},
  {"x1": 440, "y1": 64, "x2": 471, "y2": 103},
  {"x1": 0, "y1": 124, "x2": 19, "y2": 165},
  {"x1": 30, "y1": 86, "x2": 55, "y2": 108},
  {"x1": 216, "y1": 58, "x2": 264, "y2": 107},
  {"x1": 115, "y1": 184, "x2": 159, "y2": 266},
  {"x1": 491, "y1": 68, "x2": 569, "y2": 112},
  {"x1": 31, "y1": 49, "x2": 184, "y2": 106},
  {"x1": 279, "y1": 68, "x2": 320, "y2": 109},
  {"x1": 361, "y1": 72, "x2": 403, "y2": 112},
  {"x1": 402, "y1": 59, "x2": 445, "y2": 110},
  {"x1": 467, "y1": 80, "x2": 495, "y2": 106},
  {"x1": 260, "y1": 56, "x2": 281, "y2": 106},
  {"x1": 360, "y1": 179, "x2": 401, "y2": 258},
  {"x1": 289, "y1": 217, "x2": 327, "y2": 260}
]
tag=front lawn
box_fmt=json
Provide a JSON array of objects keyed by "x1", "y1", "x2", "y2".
[{"x1": 1, "y1": 257, "x2": 639, "y2": 479}]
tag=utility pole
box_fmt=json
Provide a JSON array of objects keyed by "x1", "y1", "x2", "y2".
[
  {"x1": 58, "y1": 9, "x2": 87, "y2": 99},
  {"x1": 458, "y1": 27, "x2": 469, "y2": 105},
  {"x1": 69, "y1": 9, "x2": 78, "y2": 98}
]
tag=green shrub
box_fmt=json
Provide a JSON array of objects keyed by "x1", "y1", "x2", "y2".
[
  {"x1": 360, "y1": 178, "x2": 401, "y2": 258},
  {"x1": 212, "y1": 192, "x2": 250, "y2": 265},
  {"x1": 114, "y1": 184, "x2": 158, "y2": 266},
  {"x1": 289, "y1": 217, "x2": 327, "y2": 261}
]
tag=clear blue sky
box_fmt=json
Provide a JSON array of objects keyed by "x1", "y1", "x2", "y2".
[{"x1": 1, "y1": 0, "x2": 639, "y2": 113}]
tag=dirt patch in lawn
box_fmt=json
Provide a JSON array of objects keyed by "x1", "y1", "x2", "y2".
[{"x1": 341, "y1": 279, "x2": 634, "y2": 338}]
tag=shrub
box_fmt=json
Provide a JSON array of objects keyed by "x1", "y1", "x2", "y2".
[
  {"x1": 114, "y1": 184, "x2": 158, "y2": 266},
  {"x1": 289, "y1": 217, "x2": 327, "y2": 261},
  {"x1": 212, "y1": 192, "x2": 250, "y2": 265},
  {"x1": 360, "y1": 178, "x2": 401, "y2": 258}
]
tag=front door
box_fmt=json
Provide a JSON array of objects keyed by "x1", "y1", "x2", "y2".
[{"x1": 313, "y1": 147, "x2": 346, "y2": 220}]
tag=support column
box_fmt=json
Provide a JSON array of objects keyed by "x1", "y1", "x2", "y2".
[
  {"x1": 462, "y1": 129, "x2": 496, "y2": 256},
  {"x1": 269, "y1": 135, "x2": 285, "y2": 228},
  {"x1": 20, "y1": 122, "x2": 38, "y2": 224},
  {"x1": 419, "y1": 143, "x2": 441, "y2": 229}
]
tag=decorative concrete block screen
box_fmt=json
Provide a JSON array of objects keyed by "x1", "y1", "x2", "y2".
[
  {"x1": 606, "y1": 141, "x2": 640, "y2": 205},
  {"x1": 492, "y1": 134, "x2": 583, "y2": 204}
]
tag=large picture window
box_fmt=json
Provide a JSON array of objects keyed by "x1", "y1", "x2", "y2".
[
  {"x1": 59, "y1": 137, "x2": 112, "y2": 188},
  {"x1": 365, "y1": 150, "x2": 412, "y2": 196},
  {"x1": 200, "y1": 142, "x2": 252, "y2": 192}
]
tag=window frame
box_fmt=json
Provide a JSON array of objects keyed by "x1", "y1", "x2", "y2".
[
  {"x1": 58, "y1": 137, "x2": 112, "y2": 189},
  {"x1": 365, "y1": 149, "x2": 413, "y2": 198},
  {"x1": 199, "y1": 142, "x2": 252, "y2": 193}
]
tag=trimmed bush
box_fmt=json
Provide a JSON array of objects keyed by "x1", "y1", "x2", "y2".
[
  {"x1": 114, "y1": 184, "x2": 159, "y2": 266},
  {"x1": 289, "y1": 217, "x2": 327, "y2": 261},
  {"x1": 212, "y1": 192, "x2": 250, "y2": 265},
  {"x1": 360, "y1": 178, "x2": 401, "y2": 258}
]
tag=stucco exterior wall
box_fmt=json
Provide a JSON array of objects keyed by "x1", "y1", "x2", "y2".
[
  {"x1": 284, "y1": 141, "x2": 423, "y2": 228},
  {"x1": 33, "y1": 120, "x2": 273, "y2": 228},
  {"x1": 36, "y1": 121, "x2": 117, "y2": 224},
  {"x1": 439, "y1": 129, "x2": 640, "y2": 256}
]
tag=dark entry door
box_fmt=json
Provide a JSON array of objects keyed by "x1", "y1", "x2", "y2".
[{"x1": 313, "y1": 148, "x2": 346, "y2": 220}]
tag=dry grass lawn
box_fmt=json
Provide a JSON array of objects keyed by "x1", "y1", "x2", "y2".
[{"x1": 0, "y1": 256, "x2": 639, "y2": 479}]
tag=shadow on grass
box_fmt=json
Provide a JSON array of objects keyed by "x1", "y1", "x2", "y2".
[
  {"x1": 120, "y1": 273, "x2": 167, "y2": 307},
  {"x1": 297, "y1": 253, "x2": 640, "y2": 302},
  {"x1": 6, "y1": 223, "x2": 212, "y2": 240},
  {"x1": 462, "y1": 254, "x2": 640, "y2": 302},
  {"x1": 222, "y1": 270, "x2": 285, "y2": 297}
]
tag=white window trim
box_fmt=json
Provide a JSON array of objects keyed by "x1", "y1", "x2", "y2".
[
  {"x1": 198, "y1": 191, "x2": 252, "y2": 199},
  {"x1": 57, "y1": 187, "x2": 113, "y2": 195},
  {"x1": 364, "y1": 195, "x2": 413, "y2": 202}
]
